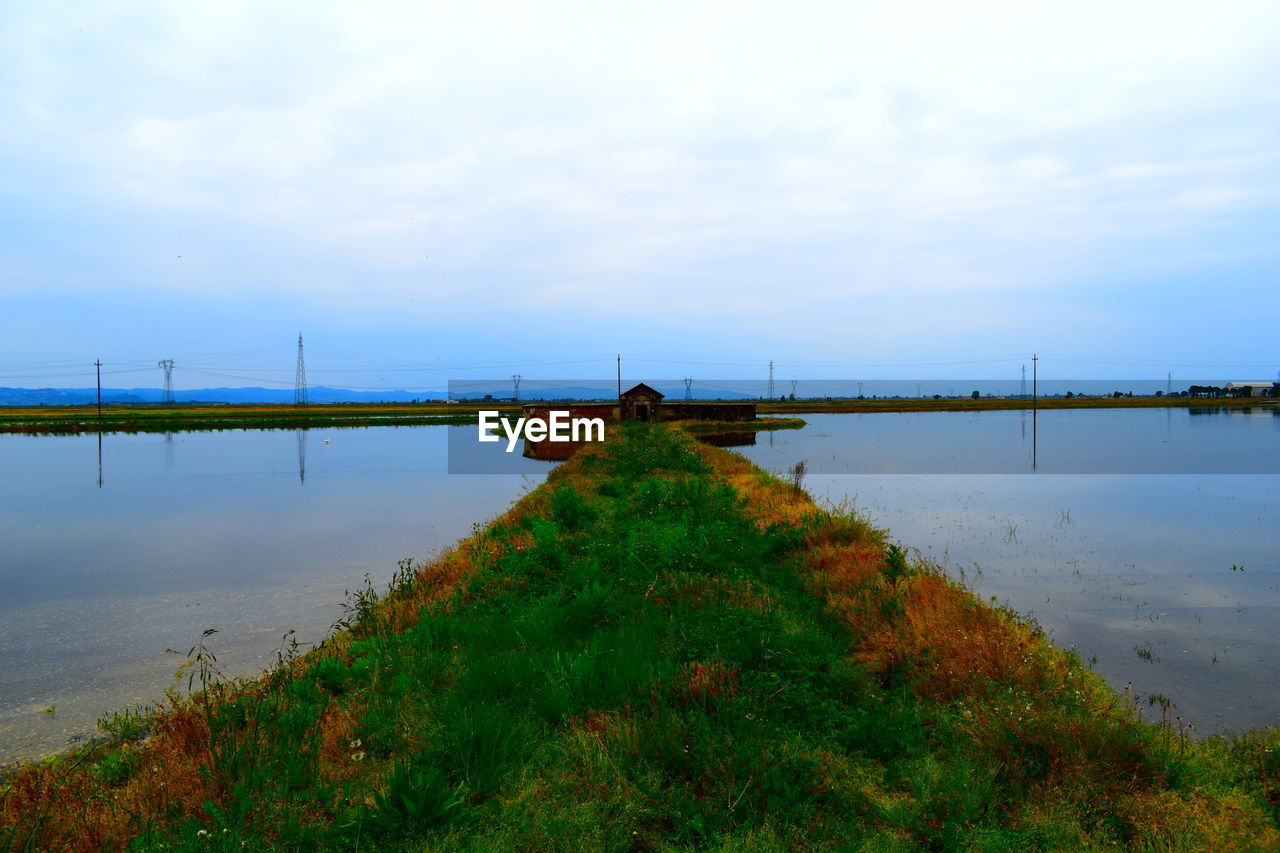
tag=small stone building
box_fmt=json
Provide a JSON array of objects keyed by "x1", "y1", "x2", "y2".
[
  {"x1": 620, "y1": 382, "x2": 664, "y2": 421},
  {"x1": 520, "y1": 383, "x2": 757, "y2": 428}
]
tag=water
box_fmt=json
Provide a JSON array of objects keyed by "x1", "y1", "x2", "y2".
[
  {"x1": 3, "y1": 411, "x2": 1277, "y2": 763},
  {"x1": 737, "y1": 410, "x2": 1280, "y2": 733},
  {"x1": 0, "y1": 426, "x2": 547, "y2": 763}
]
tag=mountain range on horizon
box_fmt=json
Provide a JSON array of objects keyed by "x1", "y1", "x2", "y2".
[
  {"x1": 0, "y1": 386, "x2": 446, "y2": 406},
  {"x1": 0, "y1": 384, "x2": 764, "y2": 406}
]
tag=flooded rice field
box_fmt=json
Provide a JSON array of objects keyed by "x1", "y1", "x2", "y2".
[
  {"x1": 0, "y1": 426, "x2": 544, "y2": 763},
  {"x1": 738, "y1": 410, "x2": 1279, "y2": 734},
  {"x1": 1, "y1": 408, "x2": 1276, "y2": 763}
]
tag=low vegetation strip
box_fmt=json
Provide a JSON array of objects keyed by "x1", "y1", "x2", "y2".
[
  {"x1": 6, "y1": 394, "x2": 1275, "y2": 435},
  {"x1": 758, "y1": 396, "x2": 1278, "y2": 415},
  {"x1": 3, "y1": 424, "x2": 1277, "y2": 851},
  {"x1": 0, "y1": 404, "x2": 489, "y2": 435}
]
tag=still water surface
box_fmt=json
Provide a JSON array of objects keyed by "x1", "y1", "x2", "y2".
[
  {"x1": 2, "y1": 410, "x2": 1277, "y2": 763},
  {"x1": 737, "y1": 410, "x2": 1279, "y2": 734},
  {"x1": 1, "y1": 427, "x2": 546, "y2": 763}
]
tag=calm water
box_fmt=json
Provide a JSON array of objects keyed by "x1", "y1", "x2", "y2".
[
  {"x1": 2, "y1": 411, "x2": 1277, "y2": 763},
  {"x1": 0, "y1": 426, "x2": 547, "y2": 763},
  {"x1": 738, "y1": 410, "x2": 1279, "y2": 733}
]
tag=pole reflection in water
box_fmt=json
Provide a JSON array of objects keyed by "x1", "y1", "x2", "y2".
[
  {"x1": 297, "y1": 428, "x2": 307, "y2": 486},
  {"x1": 96, "y1": 432, "x2": 103, "y2": 488},
  {"x1": 164, "y1": 432, "x2": 175, "y2": 468}
]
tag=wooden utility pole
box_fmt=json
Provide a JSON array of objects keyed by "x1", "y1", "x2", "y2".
[
  {"x1": 617, "y1": 354, "x2": 621, "y2": 399},
  {"x1": 94, "y1": 359, "x2": 102, "y2": 420}
]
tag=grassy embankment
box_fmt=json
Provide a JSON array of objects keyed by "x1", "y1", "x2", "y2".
[
  {"x1": 3, "y1": 423, "x2": 1278, "y2": 851},
  {"x1": 0, "y1": 404, "x2": 490, "y2": 435}
]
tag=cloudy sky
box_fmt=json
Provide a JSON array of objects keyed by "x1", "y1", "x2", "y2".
[{"x1": 2, "y1": 1, "x2": 1277, "y2": 390}]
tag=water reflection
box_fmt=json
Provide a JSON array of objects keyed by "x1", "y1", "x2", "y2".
[
  {"x1": 694, "y1": 431, "x2": 758, "y2": 449},
  {"x1": 521, "y1": 430, "x2": 758, "y2": 460},
  {"x1": 1, "y1": 427, "x2": 542, "y2": 762},
  {"x1": 736, "y1": 412, "x2": 1279, "y2": 732},
  {"x1": 745, "y1": 408, "x2": 1278, "y2": 474},
  {"x1": 296, "y1": 428, "x2": 306, "y2": 485}
]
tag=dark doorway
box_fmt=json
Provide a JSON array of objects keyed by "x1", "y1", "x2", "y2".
[{"x1": 636, "y1": 403, "x2": 650, "y2": 422}]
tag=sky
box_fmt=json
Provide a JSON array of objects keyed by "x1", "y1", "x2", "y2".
[{"x1": 1, "y1": 1, "x2": 1278, "y2": 391}]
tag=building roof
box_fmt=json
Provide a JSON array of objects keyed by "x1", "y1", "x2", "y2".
[
  {"x1": 1225, "y1": 381, "x2": 1277, "y2": 388},
  {"x1": 621, "y1": 382, "x2": 665, "y2": 399}
]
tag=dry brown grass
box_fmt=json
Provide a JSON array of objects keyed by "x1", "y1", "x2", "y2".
[
  {"x1": 6, "y1": 426, "x2": 1276, "y2": 850},
  {"x1": 684, "y1": 436, "x2": 1280, "y2": 849},
  {"x1": 0, "y1": 442, "x2": 608, "y2": 852}
]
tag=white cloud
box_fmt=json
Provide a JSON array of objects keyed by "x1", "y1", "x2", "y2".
[{"x1": 1, "y1": 0, "x2": 1277, "y2": 336}]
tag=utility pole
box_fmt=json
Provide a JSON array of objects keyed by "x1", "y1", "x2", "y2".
[
  {"x1": 857, "y1": 381, "x2": 863, "y2": 398},
  {"x1": 1167, "y1": 372, "x2": 1172, "y2": 395},
  {"x1": 617, "y1": 354, "x2": 621, "y2": 399},
  {"x1": 1020, "y1": 364, "x2": 1027, "y2": 397},
  {"x1": 1032, "y1": 354, "x2": 1038, "y2": 404},
  {"x1": 512, "y1": 374, "x2": 522, "y2": 402},
  {"x1": 94, "y1": 359, "x2": 102, "y2": 420},
  {"x1": 768, "y1": 360, "x2": 774, "y2": 400},
  {"x1": 790, "y1": 379, "x2": 797, "y2": 399}
]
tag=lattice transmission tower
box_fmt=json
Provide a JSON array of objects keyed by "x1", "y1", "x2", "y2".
[
  {"x1": 294, "y1": 334, "x2": 308, "y2": 405},
  {"x1": 157, "y1": 359, "x2": 174, "y2": 404},
  {"x1": 684, "y1": 377, "x2": 693, "y2": 400}
]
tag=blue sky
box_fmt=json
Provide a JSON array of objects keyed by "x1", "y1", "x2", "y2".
[{"x1": 2, "y1": 1, "x2": 1277, "y2": 391}]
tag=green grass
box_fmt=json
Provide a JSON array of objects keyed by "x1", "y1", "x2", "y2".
[
  {"x1": 3, "y1": 423, "x2": 1277, "y2": 851},
  {"x1": 0, "y1": 403, "x2": 486, "y2": 435}
]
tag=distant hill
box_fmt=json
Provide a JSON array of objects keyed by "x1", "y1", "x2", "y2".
[
  {"x1": 448, "y1": 384, "x2": 759, "y2": 401},
  {"x1": 1, "y1": 384, "x2": 761, "y2": 406},
  {"x1": 0, "y1": 387, "x2": 449, "y2": 406}
]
